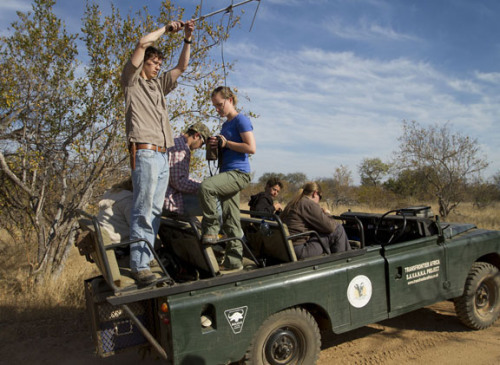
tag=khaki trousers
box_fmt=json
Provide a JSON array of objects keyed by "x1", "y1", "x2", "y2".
[{"x1": 198, "y1": 170, "x2": 251, "y2": 268}]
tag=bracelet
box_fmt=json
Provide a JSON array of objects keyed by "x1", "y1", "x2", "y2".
[{"x1": 184, "y1": 38, "x2": 192, "y2": 44}]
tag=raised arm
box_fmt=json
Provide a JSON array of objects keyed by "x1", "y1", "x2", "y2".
[
  {"x1": 129, "y1": 21, "x2": 187, "y2": 68},
  {"x1": 169, "y1": 20, "x2": 195, "y2": 82}
]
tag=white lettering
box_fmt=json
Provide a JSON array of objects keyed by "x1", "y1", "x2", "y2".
[{"x1": 404, "y1": 259, "x2": 440, "y2": 285}]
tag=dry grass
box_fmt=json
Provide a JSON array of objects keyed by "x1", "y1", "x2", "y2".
[
  {"x1": 0, "y1": 201, "x2": 498, "y2": 320},
  {"x1": 0, "y1": 239, "x2": 98, "y2": 322},
  {"x1": 446, "y1": 202, "x2": 500, "y2": 230}
]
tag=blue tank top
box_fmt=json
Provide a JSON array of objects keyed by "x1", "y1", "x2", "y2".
[{"x1": 220, "y1": 113, "x2": 253, "y2": 173}]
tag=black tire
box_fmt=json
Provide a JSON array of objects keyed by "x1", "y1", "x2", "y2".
[
  {"x1": 245, "y1": 307, "x2": 321, "y2": 365},
  {"x1": 454, "y1": 262, "x2": 500, "y2": 330}
]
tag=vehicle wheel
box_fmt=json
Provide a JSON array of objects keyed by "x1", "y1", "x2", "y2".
[
  {"x1": 245, "y1": 307, "x2": 321, "y2": 365},
  {"x1": 454, "y1": 262, "x2": 500, "y2": 330}
]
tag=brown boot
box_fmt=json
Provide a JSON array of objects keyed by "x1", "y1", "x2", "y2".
[{"x1": 131, "y1": 269, "x2": 157, "y2": 285}]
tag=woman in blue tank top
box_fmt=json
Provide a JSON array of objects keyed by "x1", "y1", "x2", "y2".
[{"x1": 198, "y1": 86, "x2": 256, "y2": 272}]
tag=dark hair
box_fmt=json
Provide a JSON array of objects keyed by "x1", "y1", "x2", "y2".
[
  {"x1": 144, "y1": 46, "x2": 164, "y2": 62},
  {"x1": 266, "y1": 177, "x2": 283, "y2": 189},
  {"x1": 211, "y1": 86, "x2": 238, "y2": 106}
]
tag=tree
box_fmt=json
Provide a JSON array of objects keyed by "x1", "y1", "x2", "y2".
[
  {"x1": 323, "y1": 165, "x2": 355, "y2": 206},
  {"x1": 0, "y1": 0, "x2": 243, "y2": 283},
  {"x1": 384, "y1": 167, "x2": 434, "y2": 201},
  {"x1": 492, "y1": 171, "x2": 500, "y2": 190},
  {"x1": 396, "y1": 120, "x2": 488, "y2": 218},
  {"x1": 285, "y1": 172, "x2": 308, "y2": 190},
  {"x1": 358, "y1": 157, "x2": 390, "y2": 187},
  {"x1": 468, "y1": 178, "x2": 499, "y2": 208}
]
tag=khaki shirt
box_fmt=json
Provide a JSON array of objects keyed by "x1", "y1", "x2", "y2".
[{"x1": 121, "y1": 59, "x2": 176, "y2": 148}]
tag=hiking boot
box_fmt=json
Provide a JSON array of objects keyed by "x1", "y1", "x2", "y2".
[
  {"x1": 131, "y1": 269, "x2": 157, "y2": 285},
  {"x1": 150, "y1": 259, "x2": 160, "y2": 268}
]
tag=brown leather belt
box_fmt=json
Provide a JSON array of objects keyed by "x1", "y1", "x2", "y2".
[
  {"x1": 129, "y1": 143, "x2": 167, "y2": 170},
  {"x1": 132, "y1": 143, "x2": 167, "y2": 153}
]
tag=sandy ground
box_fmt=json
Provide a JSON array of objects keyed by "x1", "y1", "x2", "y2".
[{"x1": 0, "y1": 301, "x2": 499, "y2": 365}]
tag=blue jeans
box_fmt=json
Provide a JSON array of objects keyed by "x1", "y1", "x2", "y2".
[{"x1": 130, "y1": 149, "x2": 169, "y2": 272}]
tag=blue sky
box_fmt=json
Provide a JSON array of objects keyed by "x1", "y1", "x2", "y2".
[{"x1": 2, "y1": 0, "x2": 500, "y2": 184}]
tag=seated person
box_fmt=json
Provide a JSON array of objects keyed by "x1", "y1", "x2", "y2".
[
  {"x1": 164, "y1": 122, "x2": 210, "y2": 217},
  {"x1": 249, "y1": 177, "x2": 284, "y2": 218},
  {"x1": 97, "y1": 178, "x2": 133, "y2": 258},
  {"x1": 281, "y1": 181, "x2": 351, "y2": 259}
]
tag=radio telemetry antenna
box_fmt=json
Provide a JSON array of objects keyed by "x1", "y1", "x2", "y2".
[{"x1": 168, "y1": 0, "x2": 261, "y2": 31}]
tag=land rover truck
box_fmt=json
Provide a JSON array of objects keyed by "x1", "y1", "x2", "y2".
[{"x1": 76, "y1": 206, "x2": 500, "y2": 364}]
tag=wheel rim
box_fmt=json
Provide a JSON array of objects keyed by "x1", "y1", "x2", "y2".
[
  {"x1": 475, "y1": 280, "x2": 496, "y2": 317},
  {"x1": 264, "y1": 326, "x2": 304, "y2": 365}
]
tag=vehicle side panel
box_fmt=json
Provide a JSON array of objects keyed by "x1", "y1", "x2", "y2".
[
  {"x1": 384, "y1": 236, "x2": 446, "y2": 316},
  {"x1": 164, "y1": 252, "x2": 387, "y2": 364}
]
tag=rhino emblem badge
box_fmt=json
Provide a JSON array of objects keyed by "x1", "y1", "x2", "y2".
[{"x1": 224, "y1": 306, "x2": 248, "y2": 334}]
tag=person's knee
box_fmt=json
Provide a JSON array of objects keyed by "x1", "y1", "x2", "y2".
[{"x1": 200, "y1": 179, "x2": 218, "y2": 196}]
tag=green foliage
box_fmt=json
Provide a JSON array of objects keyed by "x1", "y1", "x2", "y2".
[
  {"x1": 358, "y1": 157, "x2": 390, "y2": 187},
  {"x1": 317, "y1": 165, "x2": 356, "y2": 207},
  {"x1": 383, "y1": 168, "x2": 434, "y2": 201},
  {"x1": 0, "y1": 0, "x2": 244, "y2": 282},
  {"x1": 258, "y1": 172, "x2": 302, "y2": 189},
  {"x1": 396, "y1": 120, "x2": 488, "y2": 218},
  {"x1": 468, "y1": 178, "x2": 500, "y2": 209}
]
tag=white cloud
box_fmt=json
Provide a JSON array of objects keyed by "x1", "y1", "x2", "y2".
[
  {"x1": 223, "y1": 42, "x2": 500, "y2": 182},
  {"x1": 0, "y1": 0, "x2": 31, "y2": 33},
  {"x1": 324, "y1": 16, "x2": 420, "y2": 42},
  {"x1": 475, "y1": 71, "x2": 500, "y2": 84},
  {"x1": 0, "y1": 0, "x2": 31, "y2": 12}
]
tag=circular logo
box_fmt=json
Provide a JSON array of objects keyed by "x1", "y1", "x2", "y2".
[{"x1": 347, "y1": 275, "x2": 373, "y2": 308}]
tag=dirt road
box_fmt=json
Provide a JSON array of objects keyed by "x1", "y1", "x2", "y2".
[{"x1": 1, "y1": 301, "x2": 499, "y2": 364}]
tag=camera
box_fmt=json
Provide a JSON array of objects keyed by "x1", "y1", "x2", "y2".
[{"x1": 206, "y1": 136, "x2": 223, "y2": 161}]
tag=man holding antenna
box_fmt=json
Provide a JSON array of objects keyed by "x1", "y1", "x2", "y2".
[{"x1": 121, "y1": 19, "x2": 195, "y2": 285}]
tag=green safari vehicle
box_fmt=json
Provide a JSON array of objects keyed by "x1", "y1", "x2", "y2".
[{"x1": 76, "y1": 206, "x2": 500, "y2": 364}]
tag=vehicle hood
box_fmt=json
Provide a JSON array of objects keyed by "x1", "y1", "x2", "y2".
[{"x1": 440, "y1": 222, "x2": 477, "y2": 239}]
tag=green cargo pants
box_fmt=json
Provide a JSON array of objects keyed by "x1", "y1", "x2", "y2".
[{"x1": 198, "y1": 170, "x2": 251, "y2": 268}]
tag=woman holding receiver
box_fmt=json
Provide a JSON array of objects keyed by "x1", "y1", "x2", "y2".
[{"x1": 199, "y1": 86, "x2": 256, "y2": 273}]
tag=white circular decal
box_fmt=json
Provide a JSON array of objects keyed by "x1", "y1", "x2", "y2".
[{"x1": 347, "y1": 275, "x2": 373, "y2": 308}]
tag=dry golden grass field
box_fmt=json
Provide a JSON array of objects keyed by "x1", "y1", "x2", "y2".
[{"x1": 0, "y1": 202, "x2": 499, "y2": 364}]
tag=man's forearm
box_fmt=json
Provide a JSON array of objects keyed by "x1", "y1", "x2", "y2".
[{"x1": 175, "y1": 40, "x2": 191, "y2": 73}]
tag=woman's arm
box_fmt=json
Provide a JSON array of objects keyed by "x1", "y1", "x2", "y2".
[{"x1": 220, "y1": 130, "x2": 256, "y2": 154}]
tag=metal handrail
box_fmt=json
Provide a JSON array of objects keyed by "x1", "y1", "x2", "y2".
[{"x1": 76, "y1": 210, "x2": 172, "y2": 291}]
